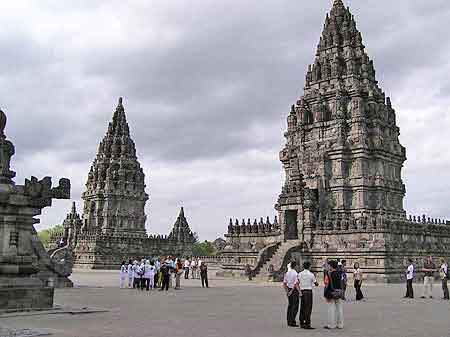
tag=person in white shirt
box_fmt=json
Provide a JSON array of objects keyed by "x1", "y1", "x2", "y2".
[
  {"x1": 119, "y1": 261, "x2": 127, "y2": 289},
  {"x1": 297, "y1": 261, "x2": 319, "y2": 329},
  {"x1": 184, "y1": 259, "x2": 190, "y2": 279},
  {"x1": 439, "y1": 258, "x2": 449, "y2": 300},
  {"x1": 404, "y1": 258, "x2": 414, "y2": 298},
  {"x1": 190, "y1": 258, "x2": 197, "y2": 279},
  {"x1": 127, "y1": 259, "x2": 134, "y2": 288},
  {"x1": 283, "y1": 261, "x2": 299, "y2": 327},
  {"x1": 353, "y1": 262, "x2": 364, "y2": 301},
  {"x1": 143, "y1": 260, "x2": 156, "y2": 290},
  {"x1": 133, "y1": 260, "x2": 141, "y2": 289}
]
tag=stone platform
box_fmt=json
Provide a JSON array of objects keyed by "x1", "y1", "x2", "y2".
[{"x1": 0, "y1": 269, "x2": 448, "y2": 337}]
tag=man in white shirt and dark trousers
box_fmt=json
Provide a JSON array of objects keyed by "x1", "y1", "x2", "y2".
[
  {"x1": 298, "y1": 261, "x2": 319, "y2": 330},
  {"x1": 439, "y1": 258, "x2": 449, "y2": 300},
  {"x1": 283, "y1": 261, "x2": 299, "y2": 327},
  {"x1": 404, "y1": 258, "x2": 414, "y2": 298}
]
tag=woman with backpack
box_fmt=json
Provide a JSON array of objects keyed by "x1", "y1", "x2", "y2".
[{"x1": 323, "y1": 260, "x2": 344, "y2": 330}]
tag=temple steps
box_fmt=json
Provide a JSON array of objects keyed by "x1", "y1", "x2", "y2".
[{"x1": 254, "y1": 240, "x2": 300, "y2": 280}]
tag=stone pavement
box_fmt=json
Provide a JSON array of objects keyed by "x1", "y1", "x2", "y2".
[{"x1": 0, "y1": 268, "x2": 449, "y2": 337}]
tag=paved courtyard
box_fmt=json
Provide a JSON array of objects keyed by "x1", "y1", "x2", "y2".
[{"x1": 0, "y1": 269, "x2": 449, "y2": 337}]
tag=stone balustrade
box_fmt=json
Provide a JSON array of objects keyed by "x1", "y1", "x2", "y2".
[{"x1": 226, "y1": 216, "x2": 280, "y2": 236}]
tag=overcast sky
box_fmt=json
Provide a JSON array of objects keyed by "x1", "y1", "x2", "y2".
[{"x1": 2, "y1": 0, "x2": 449, "y2": 240}]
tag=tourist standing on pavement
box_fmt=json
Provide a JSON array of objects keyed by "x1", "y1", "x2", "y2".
[
  {"x1": 155, "y1": 258, "x2": 161, "y2": 288},
  {"x1": 175, "y1": 259, "x2": 183, "y2": 289},
  {"x1": 145, "y1": 260, "x2": 156, "y2": 290},
  {"x1": 404, "y1": 258, "x2": 415, "y2": 298},
  {"x1": 120, "y1": 261, "x2": 127, "y2": 288},
  {"x1": 421, "y1": 256, "x2": 436, "y2": 299},
  {"x1": 353, "y1": 262, "x2": 364, "y2": 301},
  {"x1": 139, "y1": 259, "x2": 147, "y2": 291},
  {"x1": 298, "y1": 261, "x2": 319, "y2": 329},
  {"x1": 133, "y1": 260, "x2": 141, "y2": 289},
  {"x1": 322, "y1": 258, "x2": 330, "y2": 279},
  {"x1": 283, "y1": 261, "x2": 299, "y2": 327},
  {"x1": 197, "y1": 257, "x2": 202, "y2": 279},
  {"x1": 166, "y1": 256, "x2": 174, "y2": 288},
  {"x1": 127, "y1": 259, "x2": 134, "y2": 288},
  {"x1": 439, "y1": 258, "x2": 449, "y2": 300},
  {"x1": 200, "y1": 261, "x2": 209, "y2": 288},
  {"x1": 190, "y1": 258, "x2": 197, "y2": 279},
  {"x1": 324, "y1": 260, "x2": 344, "y2": 330},
  {"x1": 339, "y1": 260, "x2": 348, "y2": 300},
  {"x1": 160, "y1": 261, "x2": 171, "y2": 291},
  {"x1": 184, "y1": 258, "x2": 190, "y2": 279}
]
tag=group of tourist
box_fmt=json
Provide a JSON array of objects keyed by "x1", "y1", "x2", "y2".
[
  {"x1": 284, "y1": 258, "x2": 360, "y2": 330},
  {"x1": 119, "y1": 256, "x2": 209, "y2": 291},
  {"x1": 283, "y1": 256, "x2": 449, "y2": 330},
  {"x1": 404, "y1": 256, "x2": 449, "y2": 300}
]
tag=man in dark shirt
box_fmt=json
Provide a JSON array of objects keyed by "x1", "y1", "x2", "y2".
[
  {"x1": 159, "y1": 262, "x2": 170, "y2": 291},
  {"x1": 200, "y1": 262, "x2": 209, "y2": 288},
  {"x1": 421, "y1": 256, "x2": 436, "y2": 299}
]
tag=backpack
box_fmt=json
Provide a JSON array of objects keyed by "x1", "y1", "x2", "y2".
[{"x1": 328, "y1": 272, "x2": 344, "y2": 300}]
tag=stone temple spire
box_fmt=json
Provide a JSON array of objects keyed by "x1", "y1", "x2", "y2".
[
  {"x1": 277, "y1": 0, "x2": 406, "y2": 226},
  {"x1": 82, "y1": 98, "x2": 148, "y2": 237},
  {"x1": 169, "y1": 207, "x2": 195, "y2": 243}
]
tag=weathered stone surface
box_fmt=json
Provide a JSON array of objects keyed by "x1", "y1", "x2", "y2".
[
  {"x1": 0, "y1": 108, "x2": 71, "y2": 310},
  {"x1": 219, "y1": 0, "x2": 450, "y2": 281}
]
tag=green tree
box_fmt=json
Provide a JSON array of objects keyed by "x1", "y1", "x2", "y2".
[
  {"x1": 192, "y1": 240, "x2": 216, "y2": 257},
  {"x1": 38, "y1": 224, "x2": 64, "y2": 249}
]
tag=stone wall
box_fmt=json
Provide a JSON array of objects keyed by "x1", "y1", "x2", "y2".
[
  {"x1": 73, "y1": 233, "x2": 193, "y2": 269},
  {"x1": 278, "y1": 216, "x2": 450, "y2": 282}
]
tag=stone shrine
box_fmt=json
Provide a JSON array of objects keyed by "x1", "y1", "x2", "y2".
[
  {"x1": 54, "y1": 98, "x2": 195, "y2": 269},
  {"x1": 220, "y1": 0, "x2": 450, "y2": 282},
  {"x1": 0, "y1": 108, "x2": 71, "y2": 309}
]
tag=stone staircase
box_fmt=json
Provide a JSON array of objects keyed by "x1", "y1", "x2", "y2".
[{"x1": 255, "y1": 240, "x2": 301, "y2": 281}]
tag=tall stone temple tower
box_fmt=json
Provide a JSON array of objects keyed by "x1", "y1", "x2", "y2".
[
  {"x1": 58, "y1": 98, "x2": 196, "y2": 269},
  {"x1": 221, "y1": 0, "x2": 450, "y2": 282},
  {"x1": 82, "y1": 97, "x2": 148, "y2": 238},
  {"x1": 277, "y1": 0, "x2": 406, "y2": 240}
]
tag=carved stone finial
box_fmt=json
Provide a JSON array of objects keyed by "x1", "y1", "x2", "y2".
[
  {"x1": 0, "y1": 109, "x2": 16, "y2": 184},
  {"x1": 0, "y1": 109, "x2": 6, "y2": 139}
]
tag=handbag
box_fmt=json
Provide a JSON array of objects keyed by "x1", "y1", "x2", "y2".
[{"x1": 328, "y1": 272, "x2": 344, "y2": 300}]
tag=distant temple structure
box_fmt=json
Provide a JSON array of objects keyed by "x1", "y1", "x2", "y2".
[
  {"x1": 220, "y1": 0, "x2": 450, "y2": 282},
  {"x1": 54, "y1": 98, "x2": 195, "y2": 269}
]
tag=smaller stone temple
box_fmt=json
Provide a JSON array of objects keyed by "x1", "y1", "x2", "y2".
[
  {"x1": 50, "y1": 98, "x2": 195, "y2": 269},
  {"x1": 0, "y1": 108, "x2": 71, "y2": 309}
]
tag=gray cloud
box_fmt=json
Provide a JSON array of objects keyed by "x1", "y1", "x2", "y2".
[{"x1": 1, "y1": 0, "x2": 450, "y2": 239}]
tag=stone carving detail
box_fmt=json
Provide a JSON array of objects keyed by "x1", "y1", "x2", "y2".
[{"x1": 0, "y1": 108, "x2": 71, "y2": 309}]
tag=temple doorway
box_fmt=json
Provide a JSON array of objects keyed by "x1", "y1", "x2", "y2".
[{"x1": 284, "y1": 210, "x2": 298, "y2": 240}]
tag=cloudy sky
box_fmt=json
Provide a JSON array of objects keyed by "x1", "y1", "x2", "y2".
[{"x1": 2, "y1": 0, "x2": 449, "y2": 240}]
